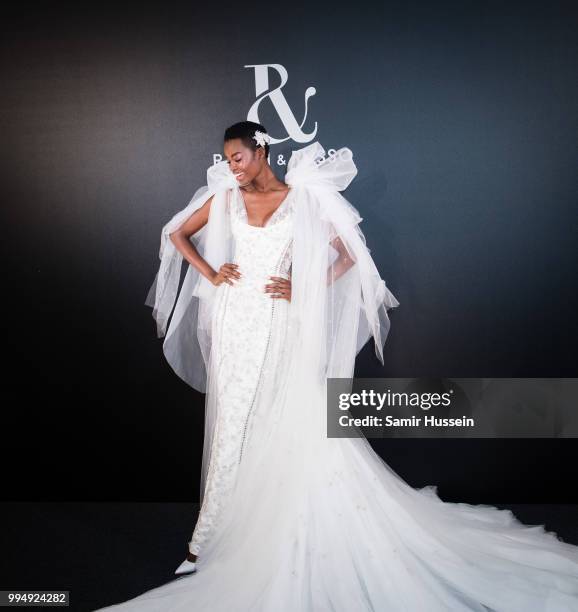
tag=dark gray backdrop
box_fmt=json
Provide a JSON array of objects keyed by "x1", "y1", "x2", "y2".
[{"x1": 1, "y1": 1, "x2": 576, "y2": 502}]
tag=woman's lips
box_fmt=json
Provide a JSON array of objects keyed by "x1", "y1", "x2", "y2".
[{"x1": 235, "y1": 172, "x2": 244, "y2": 180}]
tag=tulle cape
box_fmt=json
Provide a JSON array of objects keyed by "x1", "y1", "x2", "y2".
[{"x1": 145, "y1": 141, "x2": 400, "y2": 502}]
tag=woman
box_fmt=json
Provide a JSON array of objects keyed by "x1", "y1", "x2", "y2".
[{"x1": 97, "y1": 122, "x2": 578, "y2": 611}]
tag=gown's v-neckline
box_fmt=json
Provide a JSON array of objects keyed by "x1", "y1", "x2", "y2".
[{"x1": 238, "y1": 186, "x2": 292, "y2": 228}]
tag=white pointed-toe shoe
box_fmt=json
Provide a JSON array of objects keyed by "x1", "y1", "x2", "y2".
[{"x1": 174, "y1": 558, "x2": 197, "y2": 576}]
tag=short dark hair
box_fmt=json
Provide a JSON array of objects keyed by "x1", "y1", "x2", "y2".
[{"x1": 224, "y1": 121, "x2": 270, "y2": 157}]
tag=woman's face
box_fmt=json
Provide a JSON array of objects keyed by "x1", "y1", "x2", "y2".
[{"x1": 223, "y1": 138, "x2": 263, "y2": 186}]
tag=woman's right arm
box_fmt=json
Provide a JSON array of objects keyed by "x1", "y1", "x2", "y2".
[
  {"x1": 169, "y1": 194, "x2": 217, "y2": 283},
  {"x1": 169, "y1": 194, "x2": 240, "y2": 287}
]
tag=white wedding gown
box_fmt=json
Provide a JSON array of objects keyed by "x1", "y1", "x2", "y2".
[
  {"x1": 188, "y1": 185, "x2": 295, "y2": 556},
  {"x1": 98, "y1": 164, "x2": 578, "y2": 611}
]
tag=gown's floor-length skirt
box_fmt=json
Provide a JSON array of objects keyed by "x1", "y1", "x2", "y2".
[
  {"x1": 95, "y1": 420, "x2": 578, "y2": 611},
  {"x1": 95, "y1": 305, "x2": 578, "y2": 612},
  {"x1": 97, "y1": 193, "x2": 578, "y2": 610}
]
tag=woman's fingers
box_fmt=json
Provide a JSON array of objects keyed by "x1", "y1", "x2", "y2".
[
  {"x1": 264, "y1": 276, "x2": 291, "y2": 301},
  {"x1": 264, "y1": 278, "x2": 289, "y2": 291},
  {"x1": 222, "y1": 263, "x2": 242, "y2": 279},
  {"x1": 267, "y1": 276, "x2": 290, "y2": 287},
  {"x1": 217, "y1": 263, "x2": 242, "y2": 286}
]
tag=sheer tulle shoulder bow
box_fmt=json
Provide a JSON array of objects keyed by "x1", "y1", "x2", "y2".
[{"x1": 285, "y1": 141, "x2": 358, "y2": 192}]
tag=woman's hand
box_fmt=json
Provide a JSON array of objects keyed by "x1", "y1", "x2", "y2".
[
  {"x1": 211, "y1": 263, "x2": 241, "y2": 286},
  {"x1": 264, "y1": 275, "x2": 291, "y2": 301}
]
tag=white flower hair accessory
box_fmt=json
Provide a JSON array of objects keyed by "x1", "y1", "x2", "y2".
[{"x1": 252, "y1": 130, "x2": 270, "y2": 148}]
